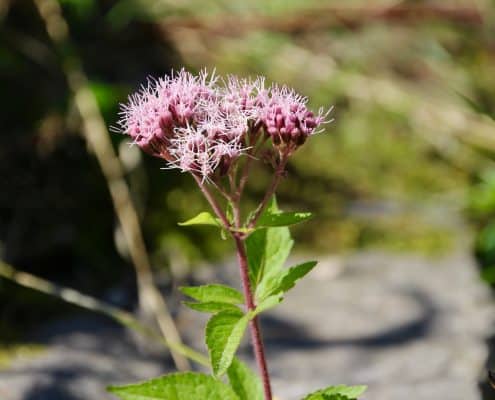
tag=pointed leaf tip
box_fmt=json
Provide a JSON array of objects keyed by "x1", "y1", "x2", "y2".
[
  {"x1": 180, "y1": 284, "x2": 244, "y2": 305},
  {"x1": 303, "y1": 384, "x2": 367, "y2": 400},
  {"x1": 256, "y1": 261, "x2": 317, "y2": 302},
  {"x1": 178, "y1": 212, "x2": 221, "y2": 228},
  {"x1": 257, "y1": 211, "x2": 313, "y2": 228},
  {"x1": 253, "y1": 293, "x2": 284, "y2": 316}
]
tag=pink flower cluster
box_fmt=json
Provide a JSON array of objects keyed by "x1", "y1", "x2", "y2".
[{"x1": 117, "y1": 69, "x2": 330, "y2": 179}]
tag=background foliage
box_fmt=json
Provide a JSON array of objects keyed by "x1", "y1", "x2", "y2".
[{"x1": 1, "y1": 0, "x2": 495, "y2": 355}]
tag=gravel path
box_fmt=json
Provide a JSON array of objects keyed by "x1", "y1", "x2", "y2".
[
  {"x1": 264, "y1": 251, "x2": 494, "y2": 400},
  {"x1": 0, "y1": 250, "x2": 493, "y2": 400}
]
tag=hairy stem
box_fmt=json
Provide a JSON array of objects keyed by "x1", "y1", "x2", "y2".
[
  {"x1": 195, "y1": 176, "x2": 273, "y2": 399},
  {"x1": 248, "y1": 155, "x2": 288, "y2": 228},
  {"x1": 193, "y1": 174, "x2": 231, "y2": 228},
  {"x1": 233, "y1": 236, "x2": 273, "y2": 400},
  {"x1": 237, "y1": 131, "x2": 265, "y2": 199}
]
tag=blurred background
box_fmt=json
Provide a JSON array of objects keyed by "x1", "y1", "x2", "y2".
[{"x1": 1, "y1": 0, "x2": 495, "y2": 399}]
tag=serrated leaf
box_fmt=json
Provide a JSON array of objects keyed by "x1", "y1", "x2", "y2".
[
  {"x1": 183, "y1": 301, "x2": 241, "y2": 314},
  {"x1": 178, "y1": 212, "x2": 221, "y2": 228},
  {"x1": 256, "y1": 261, "x2": 317, "y2": 302},
  {"x1": 227, "y1": 358, "x2": 263, "y2": 400},
  {"x1": 303, "y1": 384, "x2": 367, "y2": 400},
  {"x1": 305, "y1": 395, "x2": 350, "y2": 400},
  {"x1": 246, "y1": 198, "x2": 294, "y2": 290},
  {"x1": 206, "y1": 310, "x2": 250, "y2": 376},
  {"x1": 253, "y1": 293, "x2": 284, "y2": 316},
  {"x1": 180, "y1": 284, "x2": 244, "y2": 305},
  {"x1": 107, "y1": 372, "x2": 240, "y2": 400},
  {"x1": 257, "y1": 211, "x2": 313, "y2": 228}
]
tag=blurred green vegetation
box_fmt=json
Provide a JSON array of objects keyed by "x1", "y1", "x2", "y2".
[{"x1": 1, "y1": 0, "x2": 495, "y2": 341}]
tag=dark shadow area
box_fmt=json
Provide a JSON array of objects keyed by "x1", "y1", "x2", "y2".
[
  {"x1": 0, "y1": 0, "x2": 188, "y2": 339},
  {"x1": 21, "y1": 363, "x2": 127, "y2": 400},
  {"x1": 0, "y1": 314, "x2": 176, "y2": 400},
  {"x1": 25, "y1": 384, "x2": 77, "y2": 400},
  {"x1": 260, "y1": 289, "x2": 436, "y2": 351}
]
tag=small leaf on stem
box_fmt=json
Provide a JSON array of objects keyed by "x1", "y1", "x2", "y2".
[
  {"x1": 246, "y1": 226, "x2": 293, "y2": 291},
  {"x1": 227, "y1": 358, "x2": 264, "y2": 400},
  {"x1": 183, "y1": 301, "x2": 240, "y2": 314},
  {"x1": 206, "y1": 310, "x2": 250, "y2": 376},
  {"x1": 246, "y1": 196, "x2": 294, "y2": 290},
  {"x1": 180, "y1": 284, "x2": 244, "y2": 305},
  {"x1": 178, "y1": 212, "x2": 221, "y2": 228},
  {"x1": 303, "y1": 384, "x2": 367, "y2": 400},
  {"x1": 253, "y1": 293, "x2": 284, "y2": 316},
  {"x1": 257, "y1": 211, "x2": 313, "y2": 228},
  {"x1": 256, "y1": 261, "x2": 317, "y2": 302}
]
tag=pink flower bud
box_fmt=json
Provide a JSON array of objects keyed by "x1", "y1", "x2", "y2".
[{"x1": 258, "y1": 84, "x2": 332, "y2": 152}]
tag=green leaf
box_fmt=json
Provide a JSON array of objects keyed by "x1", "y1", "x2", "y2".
[
  {"x1": 256, "y1": 261, "x2": 317, "y2": 302},
  {"x1": 257, "y1": 211, "x2": 313, "y2": 228},
  {"x1": 303, "y1": 385, "x2": 367, "y2": 400},
  {"x1": 278, "y1": 261, "x2": 317, "y2": 293},
  {"x1": 227, "y1": 358, "x2": 263, "y2": 400},
  {"x1": 178, "y1": 212, "x2": 221, "y2": 228},
  {"x1": 206, "y1": 310, "x2": 250, "y2": 376},
  {"x1": 253, "y1": 293, "x2": 284, "y2": 316},
  {"x1": 246, "y1": 198, "x2": 294, "y2": 290},
  {"x1": 107, "y1": 372, "x2": 240, "y2": 400},
  {"x1": 183, "y1": 301, "x2": 241, "y2": 314},
  {"x1": 180, "y1": 284, "x2": 244, "y2": 305}
]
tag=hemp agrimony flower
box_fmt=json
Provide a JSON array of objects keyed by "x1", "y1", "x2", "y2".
[
  {"x1": 117, "y1": 70, "x2": 330, "y2": 180},
  {"x1": 117, "y1": 70, "x2": 221, "y2": 176},
  {"x1": 110, "y1": 70, "x2": 365, "y2": 400}
]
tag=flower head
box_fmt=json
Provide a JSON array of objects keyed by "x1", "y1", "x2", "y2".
[
  {"x1": 260, "y1": 84, "x2": 331, "y2": 151},
  {"x1": 116, "y1": 69, "x2": 331, "y2": 180},
  {"x1": 117, "y1": 69, "x2": 216, "y2": 161}
]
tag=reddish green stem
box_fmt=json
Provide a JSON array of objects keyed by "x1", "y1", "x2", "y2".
[
  {"x1": 193, "y1": 174, "x2": 231, "y2": 228},
  {"x1": 193, "y1": 171, "x2": 274, "y2": 400},
  {"x1": 248, "y1": 155, "x2": 288, "y2": 228},
  {"x1": 233, "y1": 235, "x2": 273, "y2": 400}
]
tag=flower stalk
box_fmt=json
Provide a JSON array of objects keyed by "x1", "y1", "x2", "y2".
[
  {"x1": 195, "y1": 151, "x2": 291, "y2": 399},
  {"x1": 234, "y1": 235, "x2": 273, "y2": 400},
  {"x1": 196, "y1": 178, "x2": 276, "y2": 399}
]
